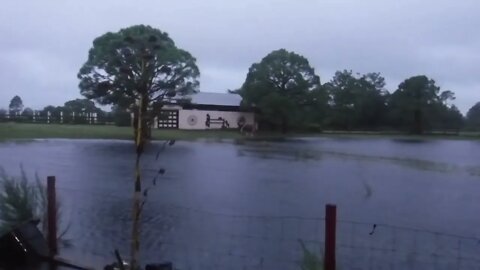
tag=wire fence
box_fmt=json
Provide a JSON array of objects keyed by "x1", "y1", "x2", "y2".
[
  {"x1": 59, "y1": 186, "x2": 324, "y2": 270},
  {"x1": 336, "y1": 220, "x2": 480, "y2": 270},
  {"x1": 146, "y1": 206, "x2": 324, "y2": 270},
  {"x1": 52, "y1": 185, "x2": 480, "y2": 270}
]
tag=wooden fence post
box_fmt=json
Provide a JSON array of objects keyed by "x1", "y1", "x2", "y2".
[
  {"x1": 324, "y1": 204, "x2": 337, "y2": 270},
  {"x1": 47, "y1": 176, "x2": 58, "y2": 256}
]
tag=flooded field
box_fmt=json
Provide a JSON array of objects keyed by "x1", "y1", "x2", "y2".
[{"x1": 1, "y1": 138, "x2": 479, "y2": 269}]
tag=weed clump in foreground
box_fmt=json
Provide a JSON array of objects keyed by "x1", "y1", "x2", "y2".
[{"x1": 0, "y1": 167, "x2": 70, "y2": 247}]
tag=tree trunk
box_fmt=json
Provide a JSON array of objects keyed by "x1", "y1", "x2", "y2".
[
  {"x1": 132, "y1": 99, "x2": 152, "y2": 141},
  {"x1": 131, "y1": 95, "x2": 147, "y2": 270},
  {"x1": 281, "y1": 115, "x2": 288, "y2": 134},
  {"x1": 141, "y1": 97, "x2": 152, "y2": 140},
  {"x1": 413, "y1": 109, "x2": 423, "y2": 134},
  {"x1": 133, "y1": 111, "x2": 138, "y2": 139}
]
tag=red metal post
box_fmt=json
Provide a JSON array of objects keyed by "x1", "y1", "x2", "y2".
[
  {"x1": 47, "y1": 176, "x2": 58, "y2": 256},
  {"x1": 324, "y1": 204, "x2": 337, "y2": 270}
]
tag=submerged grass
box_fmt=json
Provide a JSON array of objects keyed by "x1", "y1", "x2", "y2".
[
  {"x1": 237, "y1": 141, "x2": 480, "y2": 176},
  {"x1": 319, "y1": 130, "x2": 480, "y2": 141},
  {"x1": 299, "y1": 240, "x2": 323, "y2": 270}
]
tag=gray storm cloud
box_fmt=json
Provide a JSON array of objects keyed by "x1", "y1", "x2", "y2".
[{"x1": 1, "y1": 0, "x2": 478, "y2": 112}]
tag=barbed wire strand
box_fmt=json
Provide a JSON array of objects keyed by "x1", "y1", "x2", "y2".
[{"x1": 51, "y1": 186, "x2": 480, "y2": 270}]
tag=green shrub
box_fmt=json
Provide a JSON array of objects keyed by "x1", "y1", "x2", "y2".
[
  {"x1": 0, "y1": 167, "x2": 44, "y2": 234},
  {"x1": 299, "y1": 240, "x2": 323, "y2": 270},
  {"x1": 0, "y1": 167, "x2": 70, "y2": 247}
]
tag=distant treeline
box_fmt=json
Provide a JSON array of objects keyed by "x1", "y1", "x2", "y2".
[
  {"x1": 3, "y1": 68, "x2": 480, "y2": 134},
  {"x1": 0, "y1": 97, "x2": 131, "y2": 126},
  {"x1": 234, "y1": 50, "x2": 480, "y2": 134}
]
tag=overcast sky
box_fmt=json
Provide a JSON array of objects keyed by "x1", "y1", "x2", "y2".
[{"x1": 1, "y1": 0, "x2": 478, "y2": 113}]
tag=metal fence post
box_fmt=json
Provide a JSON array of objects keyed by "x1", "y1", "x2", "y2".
[
  {"x1": 324, "y1": 204, "x2": 337, "y2": 270},
  {"x1": 47, "y1": 176, "x2": 58, "y2": 256}
]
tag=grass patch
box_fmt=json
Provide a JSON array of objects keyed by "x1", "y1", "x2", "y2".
[
  {"x1": 2, "y1": 123, "x2": 480, "y2": 142},
  {"x1": 0, "y1": 123, "x2": 244, "y2": 141}
]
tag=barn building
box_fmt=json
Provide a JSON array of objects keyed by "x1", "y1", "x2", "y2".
[{"x1": 155, "y1": 92, "x2": 256, "y2": 130}]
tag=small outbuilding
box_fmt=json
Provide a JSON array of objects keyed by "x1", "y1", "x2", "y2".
[{"x1": 155, "y1": 92, "x2": 256, "y2": 130}]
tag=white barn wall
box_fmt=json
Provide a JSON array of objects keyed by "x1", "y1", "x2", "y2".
[{"x1": 178, "y1": 109, "x2": 255, "y2": 130}]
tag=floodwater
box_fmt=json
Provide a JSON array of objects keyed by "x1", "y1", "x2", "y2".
[{"x1": 0, "y1": 138, "x2": 479, "y2": 270}]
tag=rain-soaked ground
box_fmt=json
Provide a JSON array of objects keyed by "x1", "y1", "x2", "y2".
[{"x1": 1, "y1": 138, "x2": 480, "y2": 270}]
